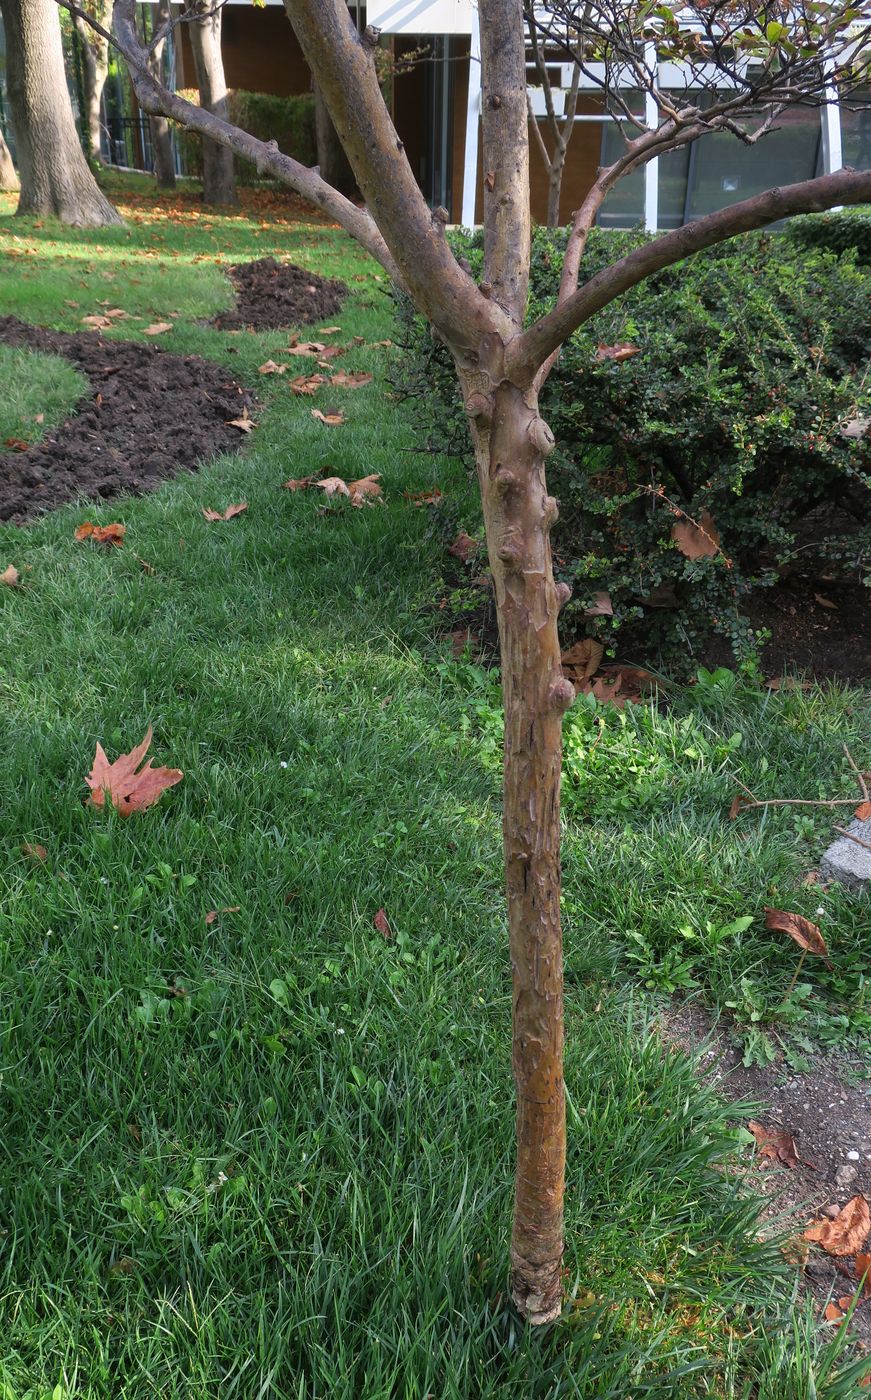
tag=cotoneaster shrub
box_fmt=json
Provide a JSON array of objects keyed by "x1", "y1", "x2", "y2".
[{"x1": 393, "y1": 227, "x2": 870, "y2": 671}]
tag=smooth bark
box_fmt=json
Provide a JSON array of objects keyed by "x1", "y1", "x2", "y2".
[
  {"x1": 314, "y1": 84, "x2": 355, "y2": 195},
  {"x1": 146, "y1": 0, "x2": 175, "y2": 188},
  {"x1": 73, "y1": 6, "x2": 109, "y2": 160},
  {"x1": 1, "y1": 0, "x2": 122, "y2": 224},
  {"x1": 0, "y1": 126, "x2": 17, "y2": 189},
  {"x1": 188, "y1": 0, "x2": 236, "y2": 205}
]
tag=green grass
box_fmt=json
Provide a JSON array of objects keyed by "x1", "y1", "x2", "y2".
[
  {"x1": 1, "y1": 172, "x2": 869, "y2": 1397},
  {"x1": 0, "y1": 345, "x2": 86, "y2": 445}
]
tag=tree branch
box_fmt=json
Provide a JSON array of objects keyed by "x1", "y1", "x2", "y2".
[
  {"x1": 479, "y1": 0, "x2": 532, "y2": 322},
  {"x1": 512, "y1": 168, "x2": 871, "y2": 381}
]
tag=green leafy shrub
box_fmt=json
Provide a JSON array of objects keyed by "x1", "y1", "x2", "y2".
[
  {"x1": 173, "y1": 90, "x2": 316, "y2": 182},
  {"x1": 392, "y1": 227, "x2": 870, "y2": 671},
  {"x1": 785, "y1": 208, "x2": 871, "y2": 265}
]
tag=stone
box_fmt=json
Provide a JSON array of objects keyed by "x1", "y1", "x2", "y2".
[
  {"x1": 819, "y1": 816, "x2": 871, "y2": 893},
  {"x1": 835, "y1": 1164, "x2": 859, "y2": 1187}
]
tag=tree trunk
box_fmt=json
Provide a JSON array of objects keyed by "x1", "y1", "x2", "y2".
[
  {"x1": 314, "y1": 84, "x2": 355, "y2": 196},
  {"x1": 460, "y1": 367, "x2": 570, "y2": 1324},
  {"x1": 73, "y1": 12, "x2": 109, "y2": 162},
  {"x1": 147, "y1": 0, "x2": 176, "y2": 188},
  {"x1": 0, "y1": 126, "x2": 17, "y2": 189},
  {"x1": 188, "y1": 0, "x2": 236, "y2": 206},
  {"x1": 0, "y1": 0, "x2": 122, "y2": 224}
]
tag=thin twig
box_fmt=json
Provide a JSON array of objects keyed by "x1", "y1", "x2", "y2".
[
  {"x1": 833, "y1": 825, "x2": 871, "y2": 854},
  {"x1": 842, "y1": 743, "x2": 870, "y2": 803}
]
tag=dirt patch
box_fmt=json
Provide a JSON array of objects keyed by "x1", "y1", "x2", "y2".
[
  {"x1": 0, "y1": 317, "x2": 255, "y2": 524},
  {"x1": 664, "y1": 998, "x2": 871, "y2": 1352},
  {"x1": 213, "y1": 257, "x2": 348, "y2": 332}
]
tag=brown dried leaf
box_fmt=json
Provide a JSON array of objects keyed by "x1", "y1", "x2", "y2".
[
  {"x1": 283, "y1": 473, "x2": 321, "y2": 492},
  {"x1": 855, "y1": 801, "x2": 871, "y2": 820},
  {"x1": 285, "y1": 341, "x2": 326, "y2": 357},
  {"x1": 21, "y1": 842, "x2": 48, "y2": 861},
  {"x1": 142, "y1": 322, "x2": 173, "y2": 336},
  {"x1": 106, "y1": 308, "x2": 128, "y2": 319},
  {"x1": 5, "y1": 437, "x2": 29, "y2": 451},
  {"x1": 1, "y1": 564, "x2": 20, "y2": 587},
  {"x1": 205, "y1": 906, "x2": 241, "y2": 926},
  {"x1": 315, "y1": 345, "x2": 345, "y2": 361},
  {"x1": 672, "y1": 510, "x2": 721, "y2": 560},
  {"x1": 202, "y1": 502, "x2": 248, "y2": 522},
  {"x1": 447, "y1": 531, "x2": 479, "y2": 563},
  {"x1": 584, "y1": 591, "x2": 613, "y2": 617},
  {"x1": 764, "y1": 907, "x2": 832, "y2": 968},
  {"x1": 561, "y1": 638, "x2": 604, "y2": 683},
  {"x1": 227, "y1": 412, "x2": 256, "y2": 432},
  {"x1": 595, "y1": 342, "x2": 642, "y2": 362},
  {"x1": 729, "y1": 793, "x2": 750, "y2": 821},
  {"x1": 815, "y1": 593, "x2": 838, "y2": 611},
  {"x1": 747, "y1": 1120, "x2": 803, "y2": 1169},
  {"x1": 347, "y1": 474, "x2": 381, "y2": 504},
  {"x1": 330, "y1": 371, "x2": 373, "y2": 389},
  {"x1": 74, "y1": 521, "x2": 126, "y2": 546},
  {"x1": 311, "y1": 409, "x2": 345, "y2": 427},
  {"x1": 824, "y1": 1300, "x2": 847, "y2": 1323},
  {"x1": 403, "y1": 489, "x2": 443, "y2": 506},
  {"x1": 805, "y1": 1196, "x2": 871, "y2": 1257},
  {"x1": 258, "y1": 359, "x2": 287, "y2": 375},
  {"x1": 373, "y1": 908, "x2": 392, "y2": 939},
  {"x1": 82, "y1": 314, "x2": 113, "y2": 329},
  {"x1": 86, "y1": 726, "x2": 183, "y2": 816},
  {"x1": 766, "y1": 676, "x2": 813, "y2": 692},
  {"x1": 289, "y1": 374, "x2": 325, "y2": 396},
  {"x1": 318, "y1": 476, "x2": 351, "y2": 499},
  {"x1": 856, "y1": 1253, "x2": 871, "y2": 1299},
  {"x1": 317, "y1": 326, "x2": 342, "y2": 335}
]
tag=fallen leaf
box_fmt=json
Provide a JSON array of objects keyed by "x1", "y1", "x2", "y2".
[
  {"x1": 283, "y1": 473, "x2": 321, "y2": 491},
  {"x1": 448, "y1": 531, "x2": 479, "y2": 563},
  {"x1": 764, "y1": 907, "x2": 832, "y2": 968},
  {"x1": 258, "y1": 359, "x2": 287, "y2": 374},
  {"x1": 347, "y1": 473, "x2": 381, "y2": 503},
  {"x1": 1, "y1": 564, "x2": 20, "y2": 586},
  {"x1": 561, "y1": 638, "x2": 604, "y2": 683},
  {"x1": 227, "y1": 412, "x2": 256, "y2": 432},
  {"x1": 318, "y1": 326, "x2": 342, "y2": 335},
  {"x1": 289, "y1": 373, "x2": 325, "y2": 396},
  {"x1": 285, "y1": 341, "x2": 326, "y2": 356},
  {"x1": 803, "y1": 870, "x2": 821, "y2": 886},
  {"x1": 34, "y1": 413, "x2": 44, "y2": 423},
  {"x1": 672, "y1": 510, "x2": 721, "y2": 560},
  {"x1": 373, "y1": 908, "x2": 392, "y2": 939},
  {"x1": 142, "y1": 322, "x2": 173, "y2": 336},
  {"x1": 747, "y1": 1120, "x2": 803, "y2": 1169},
  {"x1": 450, "y1": 627, "x2": 474, "y2": 658},
  {"x1": 82, "y1": 314, "x2": 113, "y2": 329},
  {"x1": 85, "y1": 726, "x2": 183, "y2": 816},
  {"x1": 106, "y1": 308, "x2": 128, "y2": 319},
  {"x1": 205, "y1": 906, "x2": 241, "y2": 925},
  {"x1": 5, "y1": 437, "x2": 29, "y2": 451},
  {"x1": 584, "y1": 591, "x2": 613, "y2": 617},
  {"x1": 318, "y1": 476, "x2": 351, "y2": 498},
  {"x1": 815, "y1": 593, "x2": 838, "y2": 611},
  {"x1": 21, "y1": 842, "x2": 48, "y2": 861},
  {"x1": 330, "y1": 371, "x2": 373, "y2": 389},
  {"x1": 729, "y1": 793, "x2": 749, "y2": 820},
  {"x1": 201, "y1": 502, "x2": 248, "y2": 522},
  {"x1": 311, "y1": 409, "x2": 345, "y2": 426},
  {"x1": 824, "y1": 1299, "x2": 849, "y2": 1323},
  {"x1": 840, "y1": 415, "x2": 869, "y2": 441},
  {"x1": 595, "y1": 342, "x2": 642, "y2": 362},
  {"x1": 315, "y1": 345, "x2": 345, "y2": 361},
  {"x1": 74, "y1": 521, "x2": 126, "y2": 546},
  {"x1": 856, "y1": 1253, "x2": 871, "y2": 1299},
  {"x1": 805, "y1": 1196, "x2": 871, "y2": 1257},
  {"x1": 403, "y1": 489, "x2": 443, "y2": 506},
  {"x1": 766, "y1": 676, "x2": 813, "y2": 692}
]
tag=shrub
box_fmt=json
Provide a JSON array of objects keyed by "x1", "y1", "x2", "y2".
[
  {"x1": 785, "y1": 208, "x2": 871, "y2": 266},
  {"x1": 172, "y1": 90, "x2": 316, "y2": 182},
  {"x1": 392, "y1": 227, "x2": 870, "y2": 671}
]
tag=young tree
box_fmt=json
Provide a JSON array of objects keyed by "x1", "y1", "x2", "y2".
[
  {"x1": 146, "y1": 0, "x2": 176, "y2": 189},
  {"x1": 1, "y1": 0, "x2": 122, "y2": 224},
  {"x1": 70, "y1": 0, "x2": 870, "y2": 1323},
  {"x1": 188, "y1": 0, "x2": 236, "y2": 205},
  {"x1": 72, "y1": 0, "x2": 110, "y2": 160},
  {"x1": 526, "y1": 8, "x2": 582, "y2": 226},
  {"x1": 0, "y1": 125, "x2": 17, "y2": 190}
]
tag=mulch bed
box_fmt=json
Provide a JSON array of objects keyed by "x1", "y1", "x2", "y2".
[
  {"x1": 0, "y1": 317, "x2": 255, "y2": 525},
  {"x1": 213, "y1": 257, "x2": 348, "y2": 331}
]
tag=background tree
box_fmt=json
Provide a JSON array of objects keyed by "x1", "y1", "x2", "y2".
[
  {"x1": 73, "y1": 0, "x2": 870, "y2": 1323},
  {"x1": 1, "y1": 0, "x2": 121, "y2": 224},
  {"x1": 0, "y1": 124, "x2": 17, "y2": 189},
  {"x1": 71, "y1": 0, "x2": 110, "y2": 160},
  {"x1": 526, "y1": 8, "x2": 582, "y2": 226},
  {"x1": 188, "y1": 0, "x2": 236, "y2": 205},
  {"x1": 146, "y1": 0, "x2": 176, "y2": 189}
]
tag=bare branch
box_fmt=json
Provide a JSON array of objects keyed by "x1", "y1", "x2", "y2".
[{"x1": 513, "y1": 167, "x2": 871, "y2": 381}]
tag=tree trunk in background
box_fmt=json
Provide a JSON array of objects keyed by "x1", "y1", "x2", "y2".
[
  {"x1": 73, "y1": 10, "x2": 109, "y2": 161},
  {"x1": 314, "y1": 84, "x2": 355, "y2": 196},
  {"x1": 0, "y1": 127, "x2": 17, "y2": 189},
  {"x1": 147, "y1": 0, "x2": 176, "y2": 188},
  {"x1": 461, "y1": 371, "x2": 569, "y2": 1325},
  {"x1": 188, "y1": 0, "x2": 236, "y2": 206},
  {"x1": 0, "y1": 0, "x2": 122, "y2": 224}
]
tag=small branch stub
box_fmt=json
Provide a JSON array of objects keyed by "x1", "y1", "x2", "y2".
[
  {"x1": 555, "y1": 582, "x2": 572, "y2": 610},
  {"x1": 542, "y1": 495, "x2": 559, "y2": 529},
  {"x1": 465, "y1": 392, "x2": 492, "y2": 424},
  {"x1": 528, "y1": 417, "x2": 555, "y2": 457},
  {"x1": 549, "y1": 676, "x2": 576, "y2": 714}
]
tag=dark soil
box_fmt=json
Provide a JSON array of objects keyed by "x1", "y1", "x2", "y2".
[
  {"x1": 0, "y1": 317, "x2": 255, "y2": 525},
  {"x1": 664, "y1": 999, "x2": 871, "y2": 1353},
  {"x1": 213, "y1": 257, "x2": 348, "y2": 331}
]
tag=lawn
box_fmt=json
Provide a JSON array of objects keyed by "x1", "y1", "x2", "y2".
[{"x1": 1, "y1": 173, "x2": 869, "y2": 1398}]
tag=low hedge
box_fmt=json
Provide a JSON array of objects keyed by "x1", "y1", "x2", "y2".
[
  {"x1": 173, "y1": 90, "x2": 315, "y2": 181},
  {"x1": 392, "y1": 226, "x2": 870, "y2": 670},
  {"x1": 784, "y1": 208, "x2": 871, "y2": 266}
]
